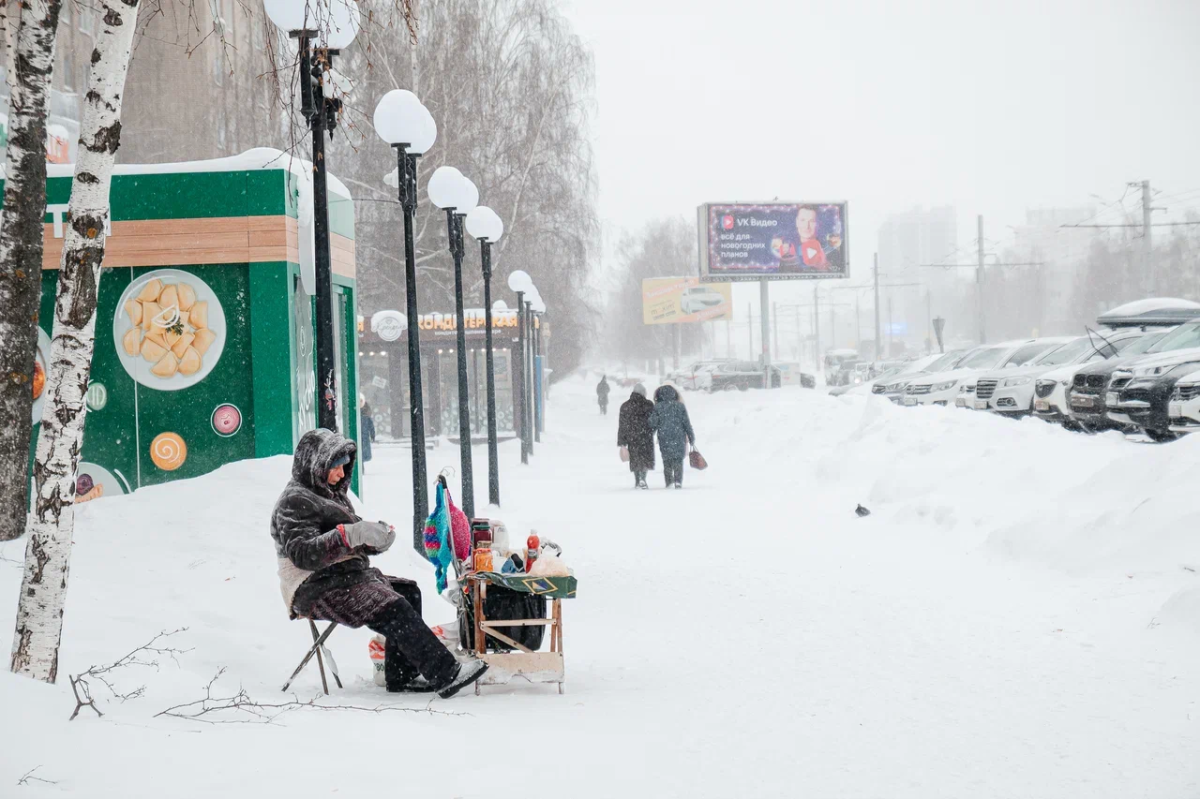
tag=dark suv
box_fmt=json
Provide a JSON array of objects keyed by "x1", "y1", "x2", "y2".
[{"x1": 1069, "y1": 329, "x2": 1172, "y2": 430}]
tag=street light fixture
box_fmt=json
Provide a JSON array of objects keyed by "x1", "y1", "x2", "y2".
[
  {"x1": 429, "y1": 167, "x2": 479, "y2": 518},
  {"x1": 264, "y1": 0, "x2": 360, "y2": 433},
  {"x1": 507, "y1": 270, "x2": 532, "y2": 464},
  {"x1": 372, "y1": 87, "x2": 437, "y2": 549},
  {"x1": 466, "y1": 205, "x2": 504, "y2": 507}
]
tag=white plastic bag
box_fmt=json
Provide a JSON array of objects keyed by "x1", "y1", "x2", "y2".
[
  {"x1": 369, "y1": 635, "x2": 387, "y2": 686},
  {"x1": 529, "y1": 552, "x2": 572, "y2": 577}
]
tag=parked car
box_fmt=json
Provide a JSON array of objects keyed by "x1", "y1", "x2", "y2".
[
  {"x1": 1032, "y1": 329, "x2": 1161, "y2": 426},
  {"x1": 824, "y1": 349, "x2": 860, "y2": 386},
  {"x1": 972, "y1": 335, "x2": 1115, "y2": 416},
  {"x1": 1167, "y1": 367, "x2": 1200, "y2": 434},
  {"x1": 1106, "y1": 350, "x2": 1200, "y2": 440},
  {"x1": 666, "y1": 359, "x2": 730, "y2": 391},
  {"x1": 906, "y1": 339, "x2": 1054, "y2": 408},
  {"x1": 1068, "y1": 321, "x2": 1200, "y2": 431},
  {"x1": 871, "y1": 351, "x2": 963, "y2": 403},
  {"x1": 707, "y1": 361, "x2": 782, "y2": 391},
  {"x1": 679, "y1": 285, "x2": 727, "y2": 315}
]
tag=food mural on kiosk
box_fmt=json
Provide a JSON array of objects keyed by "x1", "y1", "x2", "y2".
[{"x1": 24, "y1": 152, "x2": 359, "y2": 503}]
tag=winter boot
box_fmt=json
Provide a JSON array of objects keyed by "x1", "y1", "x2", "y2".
[
  {"x1": 387, "y1": 675, "x2": 439, "y2": 693},
  {"x1": 437, "y1": 658, "x2": 489, "y2": 699}
]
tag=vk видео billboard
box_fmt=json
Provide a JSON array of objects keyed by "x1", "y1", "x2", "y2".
[{"x1": 698, "y1": 202, "x2": 849, "y2": 281}]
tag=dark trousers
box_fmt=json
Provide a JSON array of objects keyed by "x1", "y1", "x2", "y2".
[
  {"x1": 367, "y1": 578, "x2": 458, "y2": 688},
  {"x1": 633, "y1": 469, "x2": 647, "y2": 485},
  {"x1": 663, "y1": 458, "x2": 684, "y2": 486}
]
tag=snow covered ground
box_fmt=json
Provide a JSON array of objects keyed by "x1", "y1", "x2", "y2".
[{"x1": 2, "y1": 374, "x2": 1199, "y2": 797}]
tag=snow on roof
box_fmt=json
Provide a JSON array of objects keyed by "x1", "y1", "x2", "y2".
[
  {"x1": 1100, "y1": 298, "x2": 1200, "y2": 316},
  {"x1": 41, "y1": 147, "x2": 352, "y2": 200}
]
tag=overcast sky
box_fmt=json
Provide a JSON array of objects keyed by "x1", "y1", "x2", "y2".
[{"x1": 562, "y1": 0, "x2": 1200, "y2": 304}]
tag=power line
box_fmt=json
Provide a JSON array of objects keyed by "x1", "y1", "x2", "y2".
[{"x1": 1059, "y1": 221, "x2": 1200, "y2": 228}]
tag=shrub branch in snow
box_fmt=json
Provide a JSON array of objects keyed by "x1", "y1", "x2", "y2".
[
  {"x1": 157, "y1": 669, "x2": 464, "y2": 724},
  {"x1": 16, "y1": 766, "x2": 58, "y2": 787},
  {"x1": 68, "y1": 628, "x2": 190, "y2": 721}
]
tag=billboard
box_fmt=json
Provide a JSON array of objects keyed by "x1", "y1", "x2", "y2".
[
  {"x1": 642, "y1": 276, "x2": 732, "y2": 325},
  {"x1": 698, "y1": 202, "x2": 849, "y2": 281}
]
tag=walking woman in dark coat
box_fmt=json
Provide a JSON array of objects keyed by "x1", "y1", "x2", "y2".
[
  {"x1": 596, "y1": 375, "x2": 611, "y2": 415},
  {"x1": 270, "y1": 429, "x2": 486, "y2": 698},
  {"x1": 617, "y1": 383, "x2": 655, "y2": 489},
  {"x1": 649, "y1": 384, "x2": 695, "y2": 488}
]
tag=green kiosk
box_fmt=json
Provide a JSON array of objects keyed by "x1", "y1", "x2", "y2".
[{"x1": 26, "y1": 148, "x2": 361, "y2": 501}]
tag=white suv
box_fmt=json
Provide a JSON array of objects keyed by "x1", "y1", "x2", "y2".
[
  {"x1": 1168, "y1": 367, "x2": 1200, "y2": 433},
  {"x1": 972, "y1": 336, "x2": 1086, "y2": 416},
  {"x1": 904, "y1": 340, "x2": 1048, "y2": 408}
]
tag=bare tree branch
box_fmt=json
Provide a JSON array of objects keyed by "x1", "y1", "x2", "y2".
[
  {"x1": 68, "y1": 628, "x2": 191, "y2": 720},
  {"x1": 156, "y1": 669, "x2": 466, "y2": 724}
]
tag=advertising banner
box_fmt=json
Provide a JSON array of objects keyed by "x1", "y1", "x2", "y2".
[
  {"x1": 698, "y1": 202, "x2": 849, "y2": 281},
  {"x1": 642, "y1": 276, "x2": 733, "y2": 324}
]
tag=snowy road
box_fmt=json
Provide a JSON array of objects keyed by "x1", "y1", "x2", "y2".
[{"x1": 2, "y1": 374, "x2": 1199, "y2": 797}]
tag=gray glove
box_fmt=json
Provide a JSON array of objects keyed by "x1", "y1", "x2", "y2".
[{"x1": 342, "y1": 520, "x2": 395, "y2": 553}]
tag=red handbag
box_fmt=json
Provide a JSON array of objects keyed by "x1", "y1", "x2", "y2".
[{"x1": 688, "y1": 447, "x2": 707, "y2": 470}]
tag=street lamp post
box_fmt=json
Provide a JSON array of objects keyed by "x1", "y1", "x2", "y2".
[
  {"x1": 529, "y1": 293, "x2": 547, "y2": 439},
  {"x1": 429, "y1": 166, "x2": 479, "y2": 519},
  {"x1": 264, "y1": 0, "x2": 360, "y2": 432},
  {"x1": 523, "y1": 292, "x2": 536, "y2": 457},
  {"x1": 466, "y1": 207, "x2": 505, "y2": 506},
  {"x1": 507, "y1": 270, "x2": 533, "y2": 464},
  {"x1": 372, "y1": 88, "x2": 437, "y2": 548}
]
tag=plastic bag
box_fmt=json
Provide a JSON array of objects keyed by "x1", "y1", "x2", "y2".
[
  {"x1": 619, "y1": 446, "x2": 630, "y2": 462},
  {"x1": 369, "y1": 635, "x2": 387, "y2": 686},
  {"x1": 529, "y1": 552, "x2": 572, "y2": 577}
]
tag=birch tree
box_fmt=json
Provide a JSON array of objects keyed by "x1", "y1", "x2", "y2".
[
  {"x1": 10, "y1": 0, "x2": 141, "y2": 682},
  {"x1": 0, "y1": 0, "x2": 62, "y2": 542}
]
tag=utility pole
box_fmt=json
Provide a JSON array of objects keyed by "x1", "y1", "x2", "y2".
[
  {"x1": 855, "y1": 293, "x2": 861, "y2": 349},
  {"x1": 977, "y1": 214, "x2": 985, "y2": 344},
  {"x1": 926, "y1": 289, "x2": 932, "y2": 354},
  {"x1": 1141, "y1": 179, "x2": 1153, "y2": 294},
  {"x1": 873, "y1": 252, "x2": 881, "y2": 361},
  {"x1": 772, "y1": 301, "x2": 779, "y2": 363},
  {"x1": 887, "y1": 295, "x2": 894, "y2": 357}
]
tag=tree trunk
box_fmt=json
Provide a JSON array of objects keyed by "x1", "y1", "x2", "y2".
[
  {"x1": 0, "y1": 0, "x2": 60, "y2": 542},
  {"x1": 10, "y1": 0, "x2": 139, "y2": 682}
]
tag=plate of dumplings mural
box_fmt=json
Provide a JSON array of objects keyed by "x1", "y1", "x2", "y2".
[{"x1": 112, "y1": 269, "x2": 226, "y2": 390}]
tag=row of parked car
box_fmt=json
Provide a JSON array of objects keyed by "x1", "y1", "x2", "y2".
[
  {"x1": 863, "y1": 298, "x2": 1200, "y2": 441},
  {"x1": 666, "y1": 359, "x2": 818, "y2": 392}
]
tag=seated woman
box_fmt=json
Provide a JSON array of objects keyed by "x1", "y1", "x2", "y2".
[{"x1": 271, "y1": 429, "x2": 487, "y2": 698}]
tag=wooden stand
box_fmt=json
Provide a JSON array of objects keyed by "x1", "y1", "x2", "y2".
[{"x1": 469, "y1": 574, "x2": 565, "y2": 695}]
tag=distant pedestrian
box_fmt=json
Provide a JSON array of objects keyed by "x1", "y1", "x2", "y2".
[
  {"x1": 359, "y1": 396, "x2": 376, "y2": 467},
  {"x1": 649, "y1": 384, "x2": 695, "y2": 489},
  {"x1": 617, "y1": 383, "x2": 655, "y2": 489},
  {"x1": 596, "y1": 375, "x2": 611, "y2": 415}
]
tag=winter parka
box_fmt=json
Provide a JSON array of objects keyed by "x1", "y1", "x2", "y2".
[
  {"x1": 617, "y1": 390, "x2": 656, "y2": 472},
  {"x1": 648, "y1": 384, "x2": 695, "y2": 460},
  {"x1": 270, "y1": 429, "x2": 395, "y2": 626}
]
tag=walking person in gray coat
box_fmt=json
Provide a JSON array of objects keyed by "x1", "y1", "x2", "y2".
[{"x1": 649, "y1": 384, "x2": 695, "y2": 488}]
